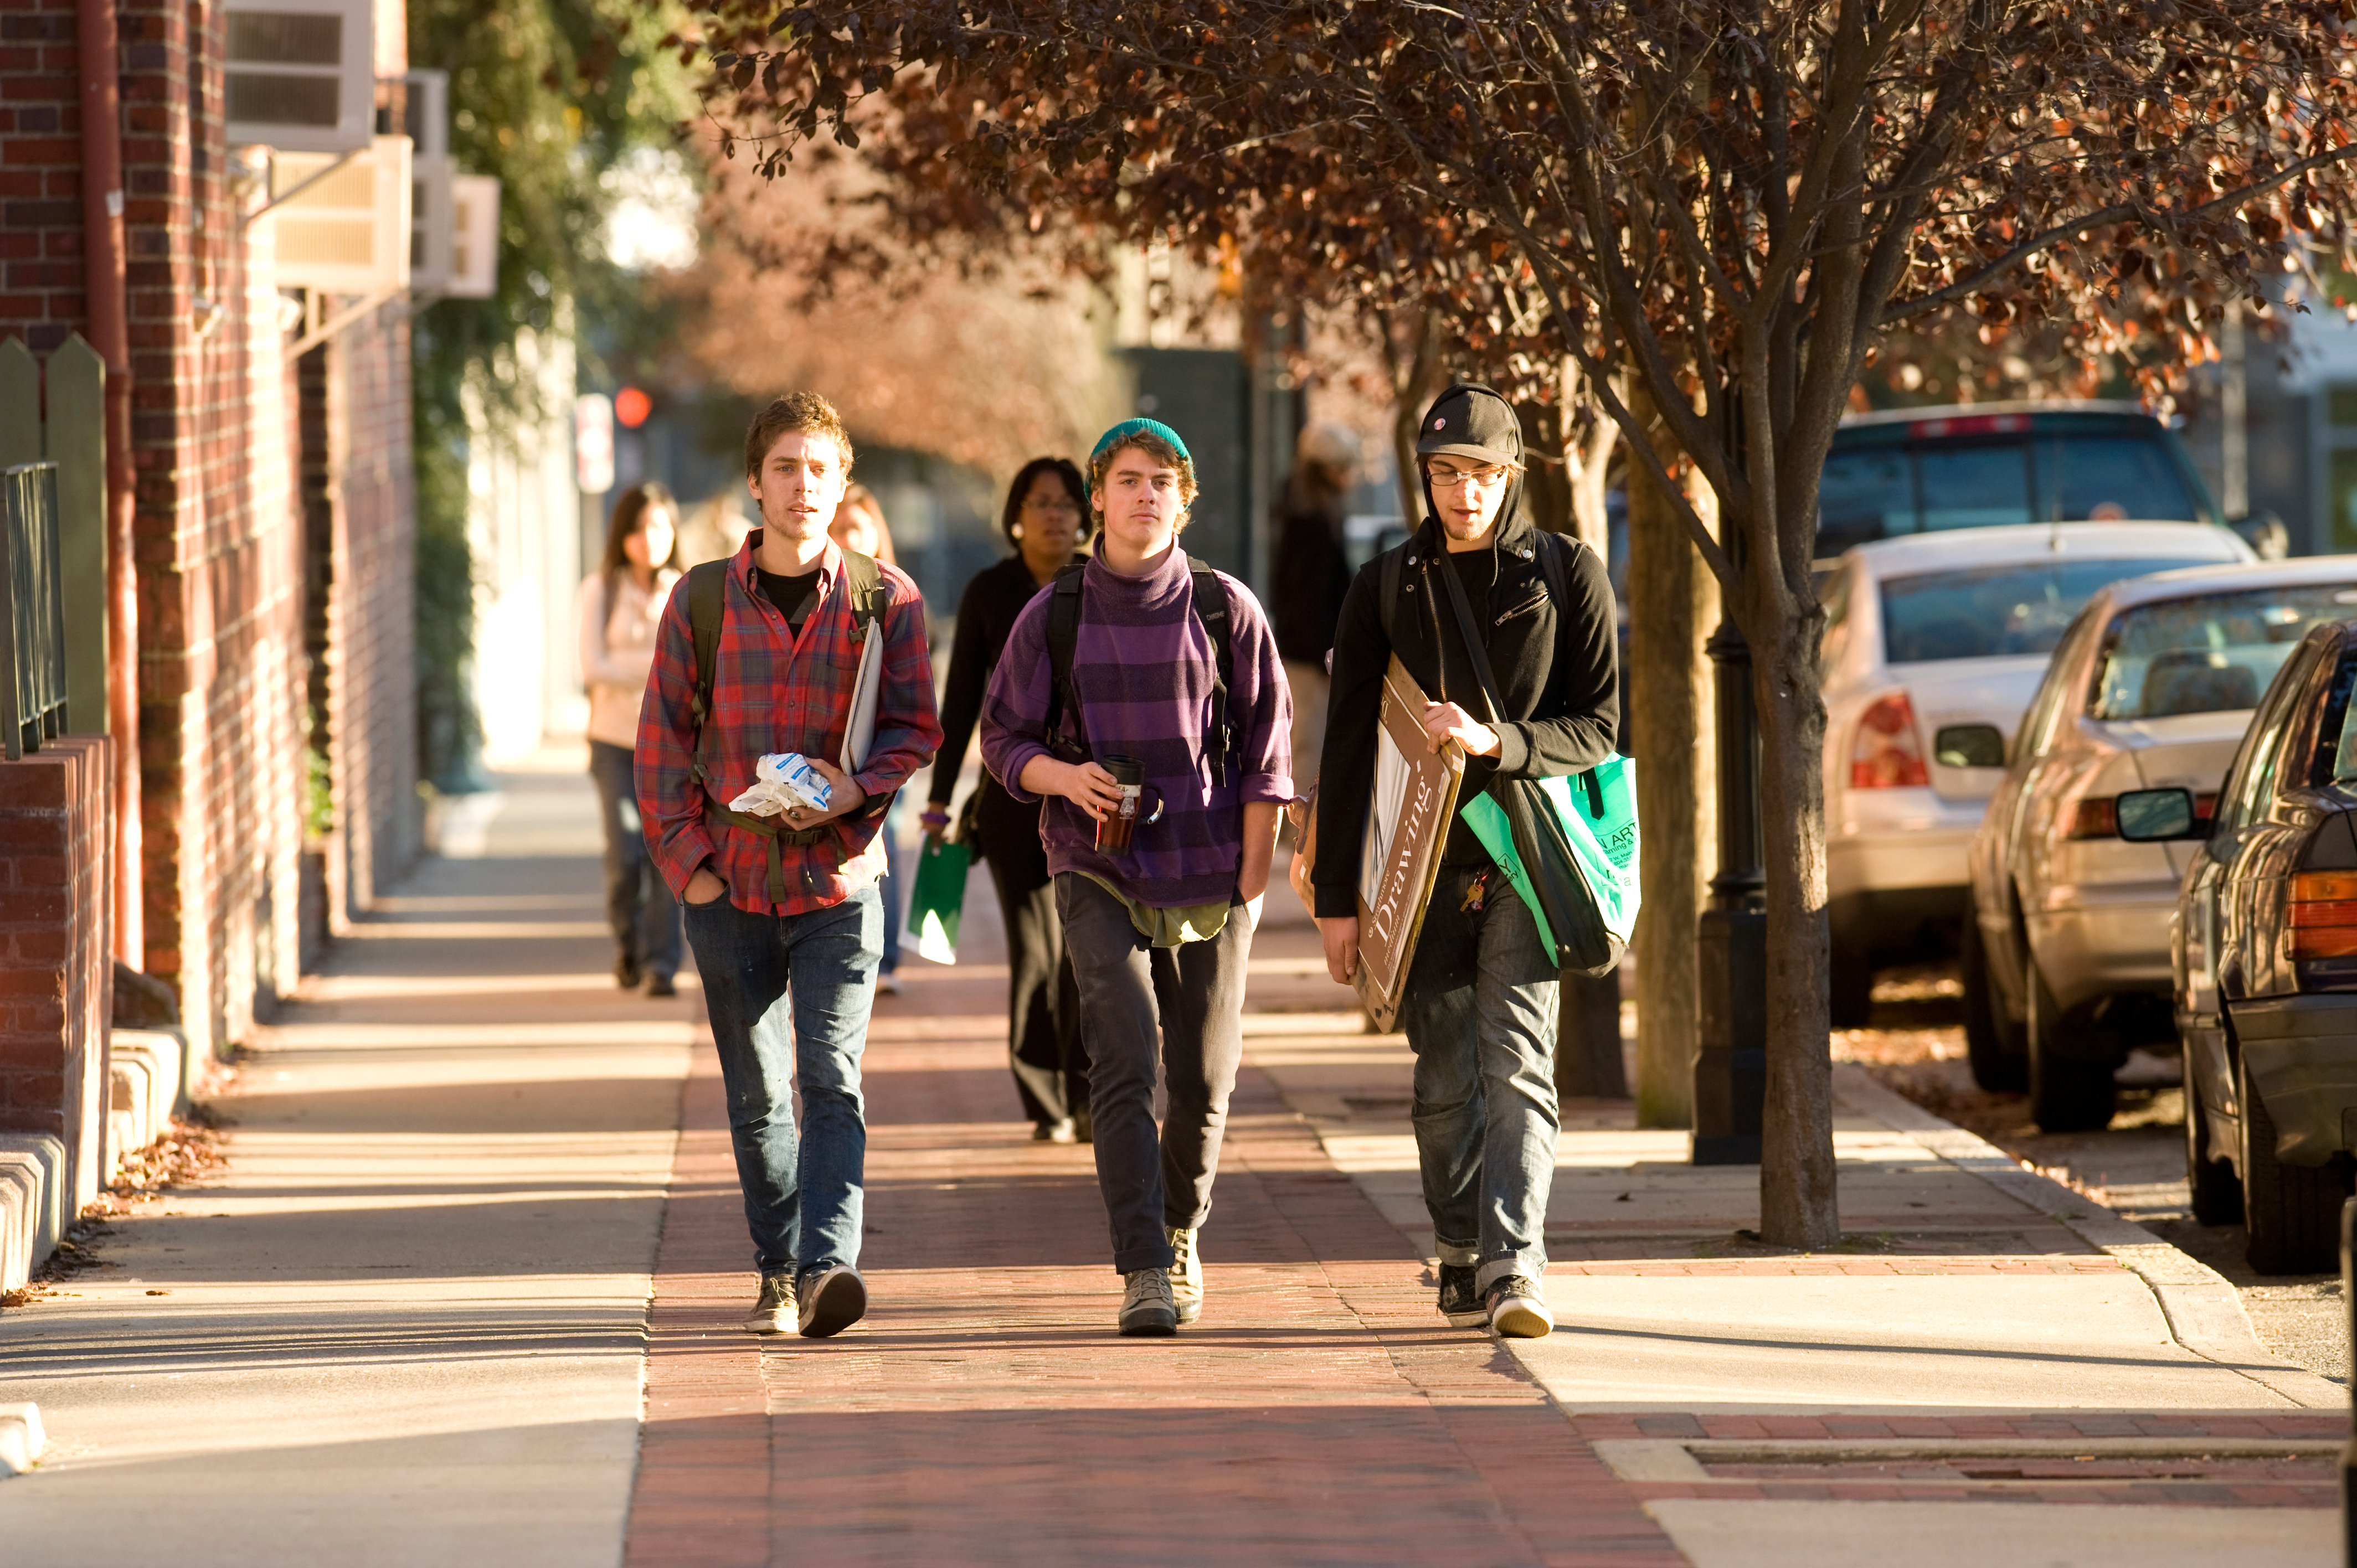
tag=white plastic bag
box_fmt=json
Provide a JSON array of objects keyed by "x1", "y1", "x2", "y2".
[{"x1": 727, "y1": 752, "x2": 833, "y2": 818}]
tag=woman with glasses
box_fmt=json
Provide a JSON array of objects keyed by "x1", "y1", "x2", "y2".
[{"x1": 923, "y1": 458, "x2": 1094, "y2": 1141}]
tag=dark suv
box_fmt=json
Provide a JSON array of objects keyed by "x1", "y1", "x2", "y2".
[{"x1": 1819, "y1": 403, "x2": 2220, "y2": 564}]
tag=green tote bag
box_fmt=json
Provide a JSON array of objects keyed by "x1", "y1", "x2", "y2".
[{"x1": 908, "y1": 832, "x2": 971, "y2": 964}]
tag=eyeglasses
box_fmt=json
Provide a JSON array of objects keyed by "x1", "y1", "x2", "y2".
[
  {"x1": 1424, "y1": 461, "x2": 1513, "y2": 490},
  {"x1": 1023, "y1": 497, "x2": 1083, "y2": 516}
]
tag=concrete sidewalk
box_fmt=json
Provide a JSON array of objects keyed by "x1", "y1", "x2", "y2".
[
  {"x1": 0, "y1": 752, "x2": 696, "y2": 1566},
  {"x1": 0, "y1": 755, "x2": 2344, "y2": 1566},
  {"x1": 1239, "y1": 894, "x2": 2344, "y2": 1565}
]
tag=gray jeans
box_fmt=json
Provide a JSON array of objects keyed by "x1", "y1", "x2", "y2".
[
  {"x1": 1056, "y1": 873, "x2": 1251, "y2": 1273},
  {"x1": 1398, "y1": 864, "x2": 1561, "y2": 1291}
]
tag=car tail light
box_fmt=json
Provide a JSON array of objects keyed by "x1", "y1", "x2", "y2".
[
  {"x1": 2065, "y1": 797, "x2": 2118, "y2": 839},
  {"x1": 1850, "y1": 693, "x2": 1928, "y2": 788},
  {"x1": 2065, "y1": 791, "x2": 2217, "y2": 840},
  {"x1": 2291, "y1": 871, "x2": 2357, "y2": 960}
]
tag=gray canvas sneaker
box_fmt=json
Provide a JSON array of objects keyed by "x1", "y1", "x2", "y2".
[
  {"x1": 797, "y1": 1266, "x2": 868, "y2": 1338},
  {"x1": 744, "y1": 1272, "x2": 796, "y2": 1334},
  {"x1": 1166, "y1": 1225, "x2": 1203, "y2": 1324},
  {"x1": 1119, "y1": 1267, "x2": 1179, "y2": 1337}
]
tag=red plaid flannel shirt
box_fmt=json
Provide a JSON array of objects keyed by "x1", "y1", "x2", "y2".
[{"x1": 635, "y1": 532, "x2": 941, "y2": 916}]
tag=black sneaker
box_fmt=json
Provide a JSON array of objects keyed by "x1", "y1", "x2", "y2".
[
  {"x1": 797, "y1": 1266, "x2": 868, "y2": 1338},
  {"x1": 645, "y1": 974, "x2": 678, "y2": 998},
  {"x1": 1437, "y1": 1263, "x2": 1484, "y2": 1327},
  {"x1": 1119, "y1": 1267, "x2": 1178, "y2": 1337},
  {"x1": 1485, "y1": 1275, "x2": 1554, "y2": 1339},
  {"x1": 615, "y1": 952, "x2": 642, "y2": 989}
]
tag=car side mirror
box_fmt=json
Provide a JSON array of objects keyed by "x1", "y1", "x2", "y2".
[
  {"x1": 1933, "y1": 724, "x2": 2005, "y2": 768},
  {"x1": 2116, "y1": 787, "x2": 2205, "y2": 842}
]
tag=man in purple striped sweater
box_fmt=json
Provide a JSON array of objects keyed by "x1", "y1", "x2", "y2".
[{"x1": 980, "y1": 419, "x2": 1292, "y2": 1337}]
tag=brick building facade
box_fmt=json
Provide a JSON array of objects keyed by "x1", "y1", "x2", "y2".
[
  {"x1": 1, "y1": 0, "x2": 419, "y2": 1067},
  {"x1": 0, "y1": 737, "x2": 111, "y2": 1213}
]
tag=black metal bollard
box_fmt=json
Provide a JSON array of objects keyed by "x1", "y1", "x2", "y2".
[{"x1": 2342, "y1": 1196, "x2": 2355, "y2": 1567}]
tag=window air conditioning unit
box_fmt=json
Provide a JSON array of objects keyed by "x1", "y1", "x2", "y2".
[
  {"x1": 268, "y1": 133, "x2": 413, "y2": 293},
  {"x1": 446, "y1": 175, "x2": 501, "y2": 299},
  {"x1": 225, "y1": 0, "x2": 377, "y2": 154},
  {"x1": 411, "y1": 154, "x2": 454, "y2": 295}
]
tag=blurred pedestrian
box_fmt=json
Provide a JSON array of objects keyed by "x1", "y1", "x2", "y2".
[
  {"x1": 1311, "y1": 385, "x2": 1618, "y2": 1340},
  {"x1": 831, "y1": 484, "x2": 907, "y2": 996},
  {"x1": 1269, "y1": 421, "x2": 1360, "y2": 790},
  {"x1": 981, "y1": 419, "x2": 1291, "y2": 1337},
  {"x1": 578, "y1": 482, "x2": 684, "y2": 997},
  {"x1": 924, "y1": 458, "x2": 1092, "y2": 1143},
  {"x1": 637, "y1": 392, "x2": 943, "y2": 1338}
]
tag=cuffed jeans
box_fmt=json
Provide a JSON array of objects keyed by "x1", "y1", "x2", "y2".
[
  {"x1": 683, "y1": 883, "x2": 882, "y2": 1283},
  {"x1": 589, "y1": 739, "x2": 682, "y2": 981},
  {"x1": 1056, "y1": 873, "x2": 1249, "y2": 1273},
  {"x1": 1398, "y1": 864, "x2": 1560, "y2": 1291}
]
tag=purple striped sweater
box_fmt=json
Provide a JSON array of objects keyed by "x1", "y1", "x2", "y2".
[{"x1": 980, "y1": 545, "x2": 1292, "y2": 907}]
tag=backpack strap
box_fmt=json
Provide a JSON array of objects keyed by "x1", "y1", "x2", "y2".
[
  {"x1": 838, "y1": 548, "x2": 884, "y2": 641},
  {"x1": 1186, "y1": 555, "x2": 1236, "y2": 786},
  {"x1": 685, "y1": 559, "x2": 730, "y2": 788},
  {"x1": 1039, "y1": 562, "x2": 1089, "y2": 761}
]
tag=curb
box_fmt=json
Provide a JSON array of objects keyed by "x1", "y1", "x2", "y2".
[
  {"x1": 1833, "y1": 1062, "x2": 2344, "y2": 1409},
  {"x1": 0, "y1": 1136, "x2": 66, "y2": 1293},
  {"x1": 0, "y1": 1402, "x2": 43, "y2": 1476}
]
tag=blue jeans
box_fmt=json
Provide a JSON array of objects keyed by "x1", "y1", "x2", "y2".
[
  {"x1": 589, "y1": 739, "x2": 681, "y2": 979},
  {"x1": 1397, "y1": 864, "x2": 1560, "y2": 1292},
  {"x1": 876, "y1": 794, "x2": 905, "y2": 976},
  {"x1": 682, "y1": 883, "x2": 882, "y2": 1282}
]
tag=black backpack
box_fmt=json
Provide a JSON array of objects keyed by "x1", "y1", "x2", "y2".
[{"x1": 1039, "y1": 557, "x2": 1238, "y2": 785}]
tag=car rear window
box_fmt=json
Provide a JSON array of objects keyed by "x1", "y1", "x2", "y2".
[
  {"x1": 1819, "y1": 430, "x2": 2205, "y2": 558},
  {"x1": 1880, "y1": 559, "x2": 2218, "y2": 664},
  {"x1": 2090, "y1": 585, "x2": 2357, "y2": 720}
]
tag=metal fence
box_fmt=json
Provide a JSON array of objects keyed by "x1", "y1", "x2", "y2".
[{"x1": 1, "y1": 461, "x2": 68, "y2": 759}]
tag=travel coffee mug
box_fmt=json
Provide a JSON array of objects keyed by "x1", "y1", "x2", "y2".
[{"x1": 1095, "y1": 755, "x2": 1162, "y2": 853}]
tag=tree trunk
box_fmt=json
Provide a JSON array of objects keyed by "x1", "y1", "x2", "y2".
[
  {"x1": 1624, "y1": 388, "x2": 1716, "y2": 1129},
  {"x1": 1554, "y1": 376, "x2": 1629, "y2": 1100},
  {"x1": 1557, "y1": 971, "x2": 1627, "y2": 1097},
  {"x1": 1752, "y1": 607, "x2": 1840, "y2": 1249}
]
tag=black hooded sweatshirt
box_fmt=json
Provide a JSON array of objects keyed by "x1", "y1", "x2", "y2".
[{"x1": 1308, "y1": 398, "x2": 1620, "y2": 922}]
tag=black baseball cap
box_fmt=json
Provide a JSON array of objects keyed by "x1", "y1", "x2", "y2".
[{"x1": 1415, "y1": 384, "x2": 1521, "y2": 466}]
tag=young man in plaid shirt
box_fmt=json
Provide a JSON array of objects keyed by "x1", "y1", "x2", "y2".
[{"x1": 636, "y1": 392, "x2": 942, "y2": 1338}]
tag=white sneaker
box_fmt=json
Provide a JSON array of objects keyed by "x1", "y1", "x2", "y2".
[
  {"x1": 1119, "y1": 1267, "x2": 1177, "y2": 1337},
  {"x1": 1166, "y1": 1226, "x2": 1203, "y2": 1324},
  {"x1": 1486, "y1": 1275, "x2": 1554, "y2": 1339}
]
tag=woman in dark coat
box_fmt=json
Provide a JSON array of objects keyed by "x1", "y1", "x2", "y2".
[{"x1": 921, "y1": 457, "x2": 1093, "y2": 1141}]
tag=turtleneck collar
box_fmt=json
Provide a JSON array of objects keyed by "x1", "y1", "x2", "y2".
[{"x1": 1084, "y1": 539, "x2": 1191, "y2": 605}]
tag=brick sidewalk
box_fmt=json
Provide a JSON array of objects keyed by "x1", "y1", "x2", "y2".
[{"x1": 622, "y1": 969, "x2": 1685, "y2": 1567}]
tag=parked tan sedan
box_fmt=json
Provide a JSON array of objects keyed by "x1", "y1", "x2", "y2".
[{"x1": 1965, "y1": 556, "x2": 2357, "y2": 1131}]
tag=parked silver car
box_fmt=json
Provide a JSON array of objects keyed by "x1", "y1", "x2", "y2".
[
  {"x1": 1822, "y1": 523, "x2": 2251, "y2": 1023},
  {"x1": 1965, "y1": 556, "x2": 2357, "y2": 1130}
]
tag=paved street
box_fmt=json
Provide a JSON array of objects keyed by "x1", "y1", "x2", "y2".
[{"x1": 0, "y1": 754, "x2": 2346, "y2": 1565}]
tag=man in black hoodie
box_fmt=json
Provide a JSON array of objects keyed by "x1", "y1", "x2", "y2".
[{"x1": 1310, "y1": 384, "x2": 1619, "y2": 1338}]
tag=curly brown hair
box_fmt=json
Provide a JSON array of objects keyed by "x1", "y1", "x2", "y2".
[{"x1": 743, "y1": 391, "x2": 855, "y2": 481}]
